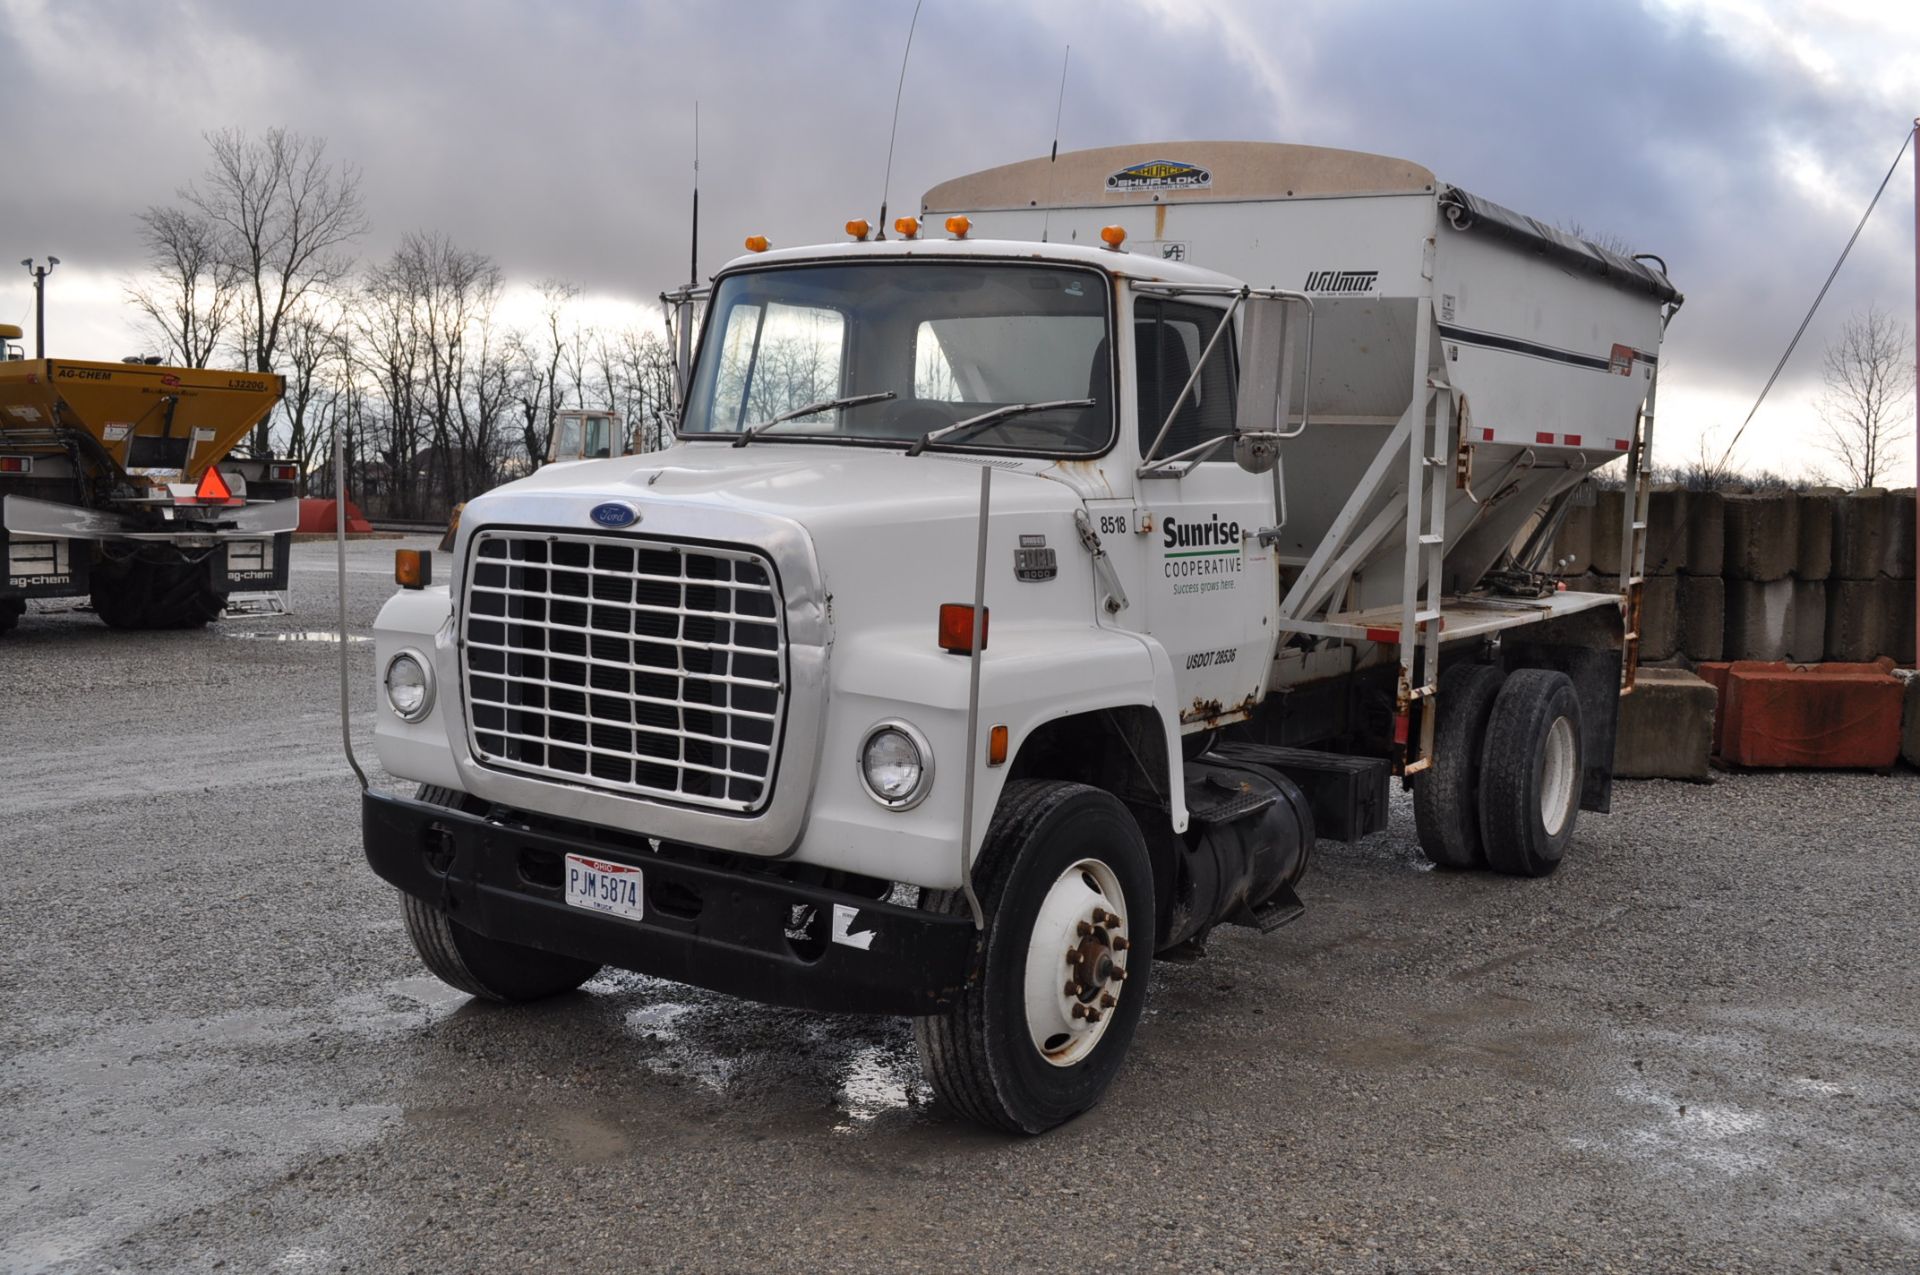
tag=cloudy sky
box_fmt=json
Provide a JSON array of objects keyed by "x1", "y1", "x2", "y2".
[{"x1": 1, "y1": 0, "x2": 1914, "y2": 480}]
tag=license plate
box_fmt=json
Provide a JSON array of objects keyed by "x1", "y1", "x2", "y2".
[{"x1": 564, "y1": 853, "x2": 644, "y2": 921}]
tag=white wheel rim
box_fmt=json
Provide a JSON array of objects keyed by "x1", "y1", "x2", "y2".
[
  {"x1": 1023, "y1": 857, "x2": 1131, "y2": 1068},
  {"x1": 1540, "y1": 714, "x2": 1579, "y2": 837}
]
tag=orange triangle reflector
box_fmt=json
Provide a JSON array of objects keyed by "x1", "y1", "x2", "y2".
[{"x1": 195, "y1": 466, "x2": 233, "y2": 502}]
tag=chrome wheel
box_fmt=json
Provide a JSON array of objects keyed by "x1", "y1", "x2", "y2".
[{"x1": 1023, "y1": 857, "x2": 1132, "y2": 1067}]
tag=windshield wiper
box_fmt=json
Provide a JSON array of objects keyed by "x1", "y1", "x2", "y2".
[
  {"x1": 904, "y1": 398, "x2": 1096, "y2": 457},
  {"x1": 732, "y1": 391, "x2": 896, "y2": 447}
]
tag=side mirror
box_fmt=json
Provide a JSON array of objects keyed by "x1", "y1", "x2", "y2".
[{"x1": 1233, "y1": 296, "x2": 1290, "y2": 472}]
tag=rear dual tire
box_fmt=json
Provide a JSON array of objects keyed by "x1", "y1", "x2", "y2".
[
  {"x1": 90, "y1": 554, "x2": 224, "y2": 630},
  {"x1": 1414, "y1": 665, "x2": 1583, "y2": 878}
]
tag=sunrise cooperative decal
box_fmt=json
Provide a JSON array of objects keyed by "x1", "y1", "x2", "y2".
[{"x1": 1163, "y1": 514, "x2": 1242, "y2": 595}]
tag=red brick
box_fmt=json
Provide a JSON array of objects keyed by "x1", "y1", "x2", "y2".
[{"x1": 1721, "y1": 665, "x2": 1903, "y2": 769}]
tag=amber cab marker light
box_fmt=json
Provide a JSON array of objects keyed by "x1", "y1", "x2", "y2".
[
  {"x1": 1100, "y1": 224, "x2": 1127, "y2": 250},
  {"x1": 845, "y1": 219, "x2": 871, "y2": 241},
  {"x1": 744, "y1": 234, "x2": 771, "y2": 253},
  {"x1": 945, "y1": 215, "x2": 971, "y2": 240},
  {"x1": 893, "y1": 216, "x2": 920, "y2": 240},
  {"x1": 988, "y1": 724, "x2": 1009, "y2": 766},
  {"x1": 937, "y1": 602, "x2": 988, "y2": 654},
  {"x1": 395, "y1": 549, "x2": 432, "y2": 590}
]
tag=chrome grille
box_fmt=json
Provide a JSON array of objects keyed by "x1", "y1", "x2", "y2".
[{"x1": 461, "y1": 529, "x2": 786, "y2": 812}]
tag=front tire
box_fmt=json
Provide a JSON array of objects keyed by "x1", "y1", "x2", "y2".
[
  {"x1": 1477, "y1": 669, "x2": 1584, "y2": 878},
  {"x1": 401, "y1": 785, "x2": 602, "y2": 1002},
  {"x1": 913, "y1": 780, "x2": 1155, "y2": 1134}
]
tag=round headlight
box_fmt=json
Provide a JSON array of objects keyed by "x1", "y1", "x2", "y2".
[
  {"x1": 859, "y1": 721, "x2": 933, "y2": 810},
  {"x1": 384, "y1": 650, "x2": 434, "y2": 722}
]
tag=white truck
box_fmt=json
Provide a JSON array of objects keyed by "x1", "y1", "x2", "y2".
[{"x1": 357, "y1": 142, "x2": 1681, "y2": 1132}]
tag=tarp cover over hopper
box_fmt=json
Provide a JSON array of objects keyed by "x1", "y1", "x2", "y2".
[{"x1": 0, "y1": 359, "x2": 283, "y2": 481}]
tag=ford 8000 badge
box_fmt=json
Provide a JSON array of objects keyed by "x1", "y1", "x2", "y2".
[{"x1": 589, "y1": 501, "x2": 639, "y2": 529}]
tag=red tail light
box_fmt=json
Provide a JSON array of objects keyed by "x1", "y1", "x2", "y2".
[
  {"x1": 267, "y1": 462, "x2": 299, "y2": 483},
  {"x1": 0, "y1": 456, "x2": 30, "y2": 474},
  {"x1": 937, "y1": 603, "x2": 988, "y2": 655}
]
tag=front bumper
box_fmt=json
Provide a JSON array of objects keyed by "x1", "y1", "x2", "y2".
[{"x1": 363, "y1": 789, "x2": 979, "y2": 1016}]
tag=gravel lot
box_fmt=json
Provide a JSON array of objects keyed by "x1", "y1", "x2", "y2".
[{"x1": 3, "y1": 537, "x2": 1917, "y2": 1274}]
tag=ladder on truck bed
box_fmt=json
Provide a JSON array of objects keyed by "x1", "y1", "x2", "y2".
[
  {"x1": 1614, "y1": 358, "x2": 1661, "y2": 696},
  {"x1": 1275, "y1": 296, "x2": 1451, "y2": 776}
]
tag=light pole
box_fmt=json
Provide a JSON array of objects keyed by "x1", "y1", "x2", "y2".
[{"x1": 20, "y1": 257, "x2": 58, "y2": 359}]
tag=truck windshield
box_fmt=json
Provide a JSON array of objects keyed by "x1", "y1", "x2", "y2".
[{"x1": 680, "y1": 261, "x2": 1113, "y2": 455}]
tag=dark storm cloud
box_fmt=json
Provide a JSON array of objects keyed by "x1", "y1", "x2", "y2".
[{"x1": 1, "y1": 0, "x2": 1911, "y2": 456}]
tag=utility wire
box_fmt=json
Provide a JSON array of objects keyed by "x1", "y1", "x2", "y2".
[{"x1": 1718, "y1": 124, "x2": 1915, "y2": 469}]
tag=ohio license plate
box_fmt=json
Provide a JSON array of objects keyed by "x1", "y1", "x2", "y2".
[{"x1": 564, "y1": 854, "x2": 644, "y2": 921}]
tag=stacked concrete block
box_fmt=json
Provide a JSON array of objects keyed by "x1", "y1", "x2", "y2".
[
  {"x1": 1795, "y1": 490, "x2": 1836, "y2": 581},
  {"x1": 1588, "y1": 494, "x2": 1626, "y2": 579},
  {"x1": 1638, "y1": 573, "x2": 1679, "y2": 661},
  {"x1": 1678, "y1": 574, "x2": 1725, "y2": 662},
  {"x1": 1552, "y1": 496, "x2": 1597, "y2": 575},
  {"x1": 1684, "y1": 491, "x2": 1724, "y2": 579},
  {"x1": 1615, "y1": 668, "x2": 1716, "y2": 780},
  {"x1": 1786, "y1": 581, "x2": 1827, "y2": 663},
  {"x1": 1724, "y1": 578, "x2": 1795, "y2": 661},
  {"x1": 1722, "y1": 493, "x2": 1799, "y2": 583},
  {"x1": 1643, "y1": 487, "x2": 1689, "y2": 576},
  {"x1": 1824, "y1": 490, "x2": 1917, "y2": 664}
]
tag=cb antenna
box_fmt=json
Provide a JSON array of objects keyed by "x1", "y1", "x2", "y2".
[
  {"x1": 689, "y1": 100, "x2": 700, "y2": 286},
  {"x1": 875, "y1": 0, "x2": 927, "y2": 241},
  {"x1": 1041, "y1": 45, "x2": 1070, "y2": 244}
]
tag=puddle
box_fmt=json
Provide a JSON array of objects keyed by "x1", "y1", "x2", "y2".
[{"x1": 223, "y1": 629, "x2": 370, "y2": 643}]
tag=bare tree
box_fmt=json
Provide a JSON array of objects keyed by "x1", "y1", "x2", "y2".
[
  {"x1": 280, "y1": 304, "x2": 346, "y2": 480},
  {"x1": 1816, "y1": 305, "x2": 1914, "y2": 489},
  {"x1": 126, "y1": 206, "x2": 239, "y2": 366},
  {"x1": 184, "y1": 128, "x2": 369, "y2": 452}
]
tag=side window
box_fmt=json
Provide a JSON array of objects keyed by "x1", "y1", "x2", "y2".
[{"x1": 1134, "y1": 299, "x2": 1236, "y2": 459}]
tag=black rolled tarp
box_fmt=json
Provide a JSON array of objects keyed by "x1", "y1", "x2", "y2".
[{"x1": 1438, "y1": 186, "x2": 1683, "y2": 306}]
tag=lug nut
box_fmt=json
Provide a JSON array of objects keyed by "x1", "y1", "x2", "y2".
[
  {"x1": 1068, "y1": 948, "x2": 1080, "y2": 964},
  {"x1": 1086, "y1": 1008, "x2": 1103, "y2": 1024},
  {"x1": 1071, "y1": 1003, "x2": 1088, "y2": 1020},
  {"x1": 1113, "y1": 936, "x2": 1131, "y2": 951},
  {"x1": 1091, "y1": 908, "x2": 1108, "y2": 924},
  {"x1": 1076, "y1": 920, "x2": 1092, "y2": 937},
  {"x1": 1110, "y1": 966, "x2": 1128, "y2": 981},
  {"x1": 1100, "y1": 993, "x2": 1116, "y2": 1008},
  {"x1": 1064, "y1": 980, "x2": 1082, "y2": 996},
  {"x1": 1107, "y1": 914, "x2": 1122, "y2": 929}
]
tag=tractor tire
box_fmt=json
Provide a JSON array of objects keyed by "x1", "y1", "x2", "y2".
[
  {"x1": 0, "y1": 596, "x2": 23, "y2": 636},
  {"x1": 913, "y1": 780, "x2": 1155, "y2": 1135},
  {"x1": 400, "y1": 785, "x2": 603, "y2": 1002},
  {"x1": 1413, "y1": 662, "x2": 1506, "y2": 869},
  {"x1": 1477, "y1": 669, "x2": 1584, "y2": 878}
]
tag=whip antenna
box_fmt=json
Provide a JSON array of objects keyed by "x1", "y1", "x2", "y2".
[
  {"x1": 876, "y1": 0, "x2": 926, "y2": 241},
  {"x1": 1041, "y1": 44, "x2": 1070, "y2": 243},
  {"x1": 690, "y1": 101, "x2": 700, "y2": 286}
]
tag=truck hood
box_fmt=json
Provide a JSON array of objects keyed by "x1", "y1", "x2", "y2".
[{"x1": 483, "y1": 440, "x2": 1084, "y2": 533}]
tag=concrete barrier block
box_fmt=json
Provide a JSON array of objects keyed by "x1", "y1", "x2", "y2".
[
  {"x1": 1682, "y1": 490, "x2": 1724, "y2": 577},
  {"x1": 1793, "y1": 491, "x2": 1835, "y2": 581},
  {"x1": 1553, "y1": 499, "x2": 1596, "y2": 575},
  {"x1": 1724, "y1": 579, "x2": 1794, "y2": 661},
  {"x1": 1678, "y1": 574, "x2": 1725, "y2": 662},
  {"x1": 1722, "y1": 664, "x2": 1904, "y2": 769},
  {"x1": 1695, "y1": 661, "x2": 1733, "y2": 756},
  {"x1": 1723, "y1": 493, "x2": 1799, "y2": 581},
  {"x1": 1616, "y1": 668, "x2": 1716, "y2": 780},
  {"x1": 1824, "y1": 577, "x2": 1900, "y2": 662},
  {"x1": 1590, "y1": 495, "x2": 1625, "y2": 578},
  {"x1": 1638, "y1": 573, "x2": 1678, "y2": 661},
  {"x1": 1887, "y1": 491, "x2": 1915, "y2": 580},
  {"x1": 1832, "y1": 489, "x2": 1887, "y2": 579},
  {"x1": 1785, "y1": 580, "x2": 1827, "y2": 662},
  {"x1": 1644, "y1": 487, "x2": 1687, "y2": 575},
  {"x1": 1902, "y1": 673, "x2": 1920, "y2": 768},
  {"x1": 1897, "y1": 585, "x2": 1917, "y2": 665}
]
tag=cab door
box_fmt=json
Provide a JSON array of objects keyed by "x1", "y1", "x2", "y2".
[{"x1": 1128, "y1": 297, "x2": 1278, "y2": 730}]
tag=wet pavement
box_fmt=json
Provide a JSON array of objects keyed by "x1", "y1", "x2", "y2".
[{"x1": 3, "y1": 538, "x2": 1917, "y2": 1273}]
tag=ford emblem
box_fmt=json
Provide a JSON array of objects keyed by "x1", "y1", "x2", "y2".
[{"x1": 589, "y1": 501, "x2": 639, "y2": 529}]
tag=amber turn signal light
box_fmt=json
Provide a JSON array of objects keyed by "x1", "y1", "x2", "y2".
[
  {"x1": 988, "y1": 724, "x2": 1008, "y2": 766},
  {"x1": 395, "y1": 549, "x2": 432, "y2": 590},
  {"x1": 894, "y1": 216, "x2": 920, "y2": 240},
  {"x1": 845, "y1": 219, "x2": 871, "y2": 241},
  {"x1": 944, "y1": 215, "x2": 971, "y2": 239},
  {"x1": 937, "y1": 602, "x2": 988, "y2": 655},
  {"x1": 744, "y1": 234, "x2": 770, "y2": 253},
  {"x1": 1100, "y1": 224, "x2": 1127, "y2": 249}
]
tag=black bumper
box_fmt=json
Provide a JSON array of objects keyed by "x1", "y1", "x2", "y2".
[{"x1": 362, "y1": 790, "x2": 979, "y2": 1016}]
